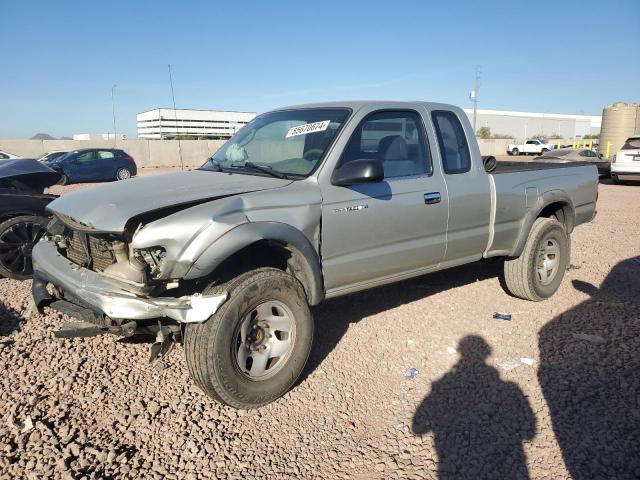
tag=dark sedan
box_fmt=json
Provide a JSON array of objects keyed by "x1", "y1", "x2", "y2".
[
  {"x1": 0, "y1": 159, "x2": 60, "y2": 279},
  {"x1": 536, "y1": 148, "x2": 610, "y2": 177},
  {"x1": 42, "y1": 148, "x2": 137, "y2": 185}
]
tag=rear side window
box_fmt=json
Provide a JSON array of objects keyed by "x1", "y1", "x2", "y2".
[
  {"x1": 579, "y1": 150, "x2": 596, "y2": 157},
  {"x1": 621, "y1": 138, "x2": 640, "y2": 150},
  {"x1": 97, "y1": 150, "x2": 115, "y2": 159},
  {"x1": 431, "y1": 111, "x2": 471, "y2": 174}
]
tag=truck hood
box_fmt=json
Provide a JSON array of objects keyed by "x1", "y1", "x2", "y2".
[{"x1": 47, "y1": 170, "x2": 292, "y2": 233}]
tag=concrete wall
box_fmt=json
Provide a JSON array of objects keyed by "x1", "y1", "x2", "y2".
[
  {"x1": 0, "y1": 139, "x2": 226, "y2": 168},
  {"x1": 0, "y1": 137, "x2": 590, "y2": 168}
]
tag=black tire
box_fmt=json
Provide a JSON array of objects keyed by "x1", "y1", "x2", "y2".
[
  {"x1": 57, "y1": 174, "x2": 68, "y2": 186},
  {"x1": 512, "y1": 148, "x2": 520, "y2": 156},
  {"x1": 502, "y1": 218, "x2": 569, "y2": 301},
  {"x1": 541, "y1": 148, "x2": 549, "y2": 154},
  {"x1": 184, "y1": 268, "x2": 313, "y2": 409},
  {"x1": 116, "y1": 168, "x2": 132, "y2": 181},
  {"x1": 0, "y1": 215, "x2": 49, "y2": 280}
]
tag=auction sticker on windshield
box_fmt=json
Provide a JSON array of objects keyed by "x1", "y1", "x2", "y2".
[{"x1": 286, "y1": 120, "x2": 330, "y2": 138}]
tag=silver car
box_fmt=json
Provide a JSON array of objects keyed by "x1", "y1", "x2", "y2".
[{"x1": 537, "y1": 148, "x2": 610, "y2": 177}]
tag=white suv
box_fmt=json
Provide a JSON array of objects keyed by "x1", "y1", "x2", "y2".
[{"x1": 611, "y1": 136, "x2": 640, "y2": 183}]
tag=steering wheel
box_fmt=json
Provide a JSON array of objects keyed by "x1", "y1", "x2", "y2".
[{"x1": 303, "y1": 149, "x2": 324, "y2": 163}]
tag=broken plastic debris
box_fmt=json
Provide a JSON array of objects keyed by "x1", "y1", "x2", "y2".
[
  {"x1": 446, "y1": 346, "x2": 457, "y2": 354},
  {"x1": 493, "y1": 312, "x2": 512, "y2": 321},
  {"x1": 497, "y1": 360, "x2": 519, "y2": 371},
  {"x1": 572, "y1": 333, "x2": 606, "y2": 345},
  {"x1": 7, "y1": 416, "x2": 34, "y2": 433},
  {"x1": 520, "y1": 357, "x2": 535, "y2": 366},
  {"x1": 404, "y1": 368, "x2": 419, "y2": 378}
]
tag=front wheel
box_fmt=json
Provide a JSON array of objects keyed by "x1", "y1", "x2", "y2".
[
  {"x1": 541, "y1": 148, "x2": 549, "y2": 154},
  {"x1": 184, "y1": 268, "x2": 313, "y2": 409},
  {"x1": 0, "y1": 215, "x2": 50, "y2": 280},
  {"x1": 502, "y1": 218, "x2": 569, "y2": 301}
]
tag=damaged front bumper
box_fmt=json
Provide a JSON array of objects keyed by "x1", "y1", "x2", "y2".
[{"x1": 32, "y1": 240, "x2": 227, "y2": 324}]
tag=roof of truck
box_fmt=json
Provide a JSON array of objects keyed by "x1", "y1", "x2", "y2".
[{"x1": 272, "y1": 100, "x2": 461, "y2": 112}]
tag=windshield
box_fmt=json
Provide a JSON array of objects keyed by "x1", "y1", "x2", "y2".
[
  {"x1": 38, "y1": 151, "x2": 66, "y2": 162},
  {"x1": 201, "y1": 108, "x2": 350, "y2": 177}
]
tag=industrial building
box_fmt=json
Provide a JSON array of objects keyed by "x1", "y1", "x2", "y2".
[
  {"x1": 136, "y1": 107, "x2": 604, "y2": 144},
  {"x1": 137, "y1": 109, "x2": 256, "y2": 140},
  {"x1": 462, "y1": 108, "x2": 601, "y2": 141}
]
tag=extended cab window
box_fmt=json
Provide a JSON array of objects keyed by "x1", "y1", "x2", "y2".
[
  {"x1": 431, "y1": 111, "x2": 471, "y2": 174},
  {"x1": 340, "y1": 111, "x2": 431, "y2": 178}
]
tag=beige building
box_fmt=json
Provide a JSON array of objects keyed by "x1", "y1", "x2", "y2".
[{"x1": 463, "y1": 108, "x2": 601, "y2": 141}]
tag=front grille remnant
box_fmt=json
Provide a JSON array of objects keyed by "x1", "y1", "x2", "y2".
[{"x1": 65, "y1": 231, "x2": 117, "y2": 272}]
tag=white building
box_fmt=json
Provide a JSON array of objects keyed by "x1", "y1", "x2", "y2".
[
  {"x1": 73, "y1": 133, "x2": 128, "y2": 141},
  {"x1": 137, "y1": 109, "x2": 256, "y2": 140},
  {"x1": 462, "y1": 108, "x2": 601, "y2": 141}
]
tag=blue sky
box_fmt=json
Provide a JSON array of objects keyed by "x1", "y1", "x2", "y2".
[{"x1": 1, "y1": 0, "x2": 638, "y2": 138}]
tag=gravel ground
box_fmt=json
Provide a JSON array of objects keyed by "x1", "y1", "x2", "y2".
[{"x1": 1, "y1": 173, "x2": 638, "y2": 479}]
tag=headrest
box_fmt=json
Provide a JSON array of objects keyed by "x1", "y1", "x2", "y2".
[{"x1": 378, "y1": 135, "x2": 408, "y2": 161}]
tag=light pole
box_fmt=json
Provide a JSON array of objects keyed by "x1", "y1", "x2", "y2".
[
  {"x1": 469, "y1": 65, "x2": 481, "y2": 133},
  {"x1": 111, "y1": 84, "x2": 118, "y2": 146}
]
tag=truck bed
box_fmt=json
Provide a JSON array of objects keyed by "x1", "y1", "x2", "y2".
[{"x1": 484, "y1": 163, "x2": 598, "y2": 258}]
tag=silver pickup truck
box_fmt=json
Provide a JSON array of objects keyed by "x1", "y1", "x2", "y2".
[{"x1": 31, "y1": 101, "x2": 598, "y2": 408}]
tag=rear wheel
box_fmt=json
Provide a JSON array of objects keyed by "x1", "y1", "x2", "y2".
[
  {"x1": 57, "y1": 174, "x2": 68, "y2": 186},
  {"x1": 502, "y1": 218, "x2": 569, "y2": 301},
  {"x1": 512, "y1": 148, "x2": 520, "y2": 156},
  {"x1": 0, "y1": 215, "x2": 49, "y2": 280},
  {"x1": 116, "y1": 168, "x2": 132, "y2": 180},
  {"x1": 184, "y1": 268, "x2": 313, "y2": 409}
]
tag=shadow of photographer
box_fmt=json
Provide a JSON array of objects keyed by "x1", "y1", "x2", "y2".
[{"x1": 412, "y1": 335, "x2": 535, "y2": 479}]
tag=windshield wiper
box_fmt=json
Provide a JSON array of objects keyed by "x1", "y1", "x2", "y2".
[
  {"x1": 229, "y1": 162, "x2": 289, "y2": 179},
  {"x1": 203, "y1": 158, "x2": 225, "y2": 172}
]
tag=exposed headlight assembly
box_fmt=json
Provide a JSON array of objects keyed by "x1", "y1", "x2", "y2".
[{"x1": 135, "y1": 247, "x2": 167, "y2": 278}]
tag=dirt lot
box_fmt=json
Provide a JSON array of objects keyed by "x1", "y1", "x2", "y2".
[{"x1": 1, "y1": 171, "x2": 639, "y2": 479}]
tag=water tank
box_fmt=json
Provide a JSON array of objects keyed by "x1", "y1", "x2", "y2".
[{"x1": 599, "y1": 102, "x2": 640, "y2": 158}]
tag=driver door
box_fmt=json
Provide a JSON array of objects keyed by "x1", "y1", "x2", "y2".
[{"x1": 320, "y1": 110, "x2": 448, "y2": 294}]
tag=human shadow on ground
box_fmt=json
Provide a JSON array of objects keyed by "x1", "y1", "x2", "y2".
[
  {"x1": 538, "y1": 257, "x2": 640, "y2": 479},
  {"x1": 411, "y1": 335, "x2": 535, "y2": 479},
  {"x1": 299, "y1": 260, "x2": 503, "y2": 384},
  {"x1": 0, "y1": 300, "x2": 23, "y2": 337}
]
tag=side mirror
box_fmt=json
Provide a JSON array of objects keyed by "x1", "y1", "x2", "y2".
[
  {"x1": 482, "y1": 155, "x2": 497, "y2": 173},
  {"x1": 331, "y1": 159, "x2": 384, "y2": 186}
]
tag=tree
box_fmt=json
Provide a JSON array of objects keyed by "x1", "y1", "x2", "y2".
[{"x1": 476, "y1": 126, "x2": 491, "y2": 139}]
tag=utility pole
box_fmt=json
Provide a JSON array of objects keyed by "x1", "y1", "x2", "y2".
[
  {"x1": 168, "y1": 64, "x2": 184, "y2": 170},
  {"x1": 111, "y1": 84, "x2": 117, "y2": 147},
  {"x1": 469, "y1": 65, "x2": 481, "y2": 133}
]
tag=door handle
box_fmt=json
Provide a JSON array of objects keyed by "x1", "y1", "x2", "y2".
[{"x1": 424, "y1": 192, "x2": 441, "y2": 205}]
